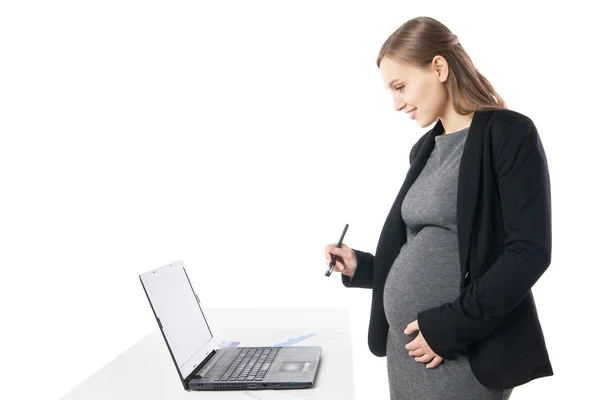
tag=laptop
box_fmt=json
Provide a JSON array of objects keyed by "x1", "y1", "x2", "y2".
[{"x1": 139, "y1": 260, "x2": 322, "y2": 391}]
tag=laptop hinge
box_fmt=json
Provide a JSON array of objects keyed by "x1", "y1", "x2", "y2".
[{"x1": 184, "y1": 349, "x2": 217, "y2": 386}]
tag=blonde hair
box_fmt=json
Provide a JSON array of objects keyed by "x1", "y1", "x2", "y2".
[{"x1": 377, "y1": 16, "x2": 506, "y2": 114}]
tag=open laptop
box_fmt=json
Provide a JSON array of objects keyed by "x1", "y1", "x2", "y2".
[{"x1": 139, "y1": 260, "x2": 322, "y2": 391}]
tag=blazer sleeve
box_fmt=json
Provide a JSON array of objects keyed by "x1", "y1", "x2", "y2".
[{"x1": 416, "y1": 117, "x2": 552, "y2": 358}]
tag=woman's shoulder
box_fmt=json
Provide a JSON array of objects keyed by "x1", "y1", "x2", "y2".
[
  {"x1": 486, "y1": 108, "x2": 539, "y2": 147},
  {"x1": 487, "y1": 108, "x2": 534, "y2": 130}
]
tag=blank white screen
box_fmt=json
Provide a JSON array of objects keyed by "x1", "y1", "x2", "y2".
[{"x1": 141, "y1": 263, "x2": 212, "y2": 371}]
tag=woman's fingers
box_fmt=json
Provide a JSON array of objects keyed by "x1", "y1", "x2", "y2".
[
  {"x1": 324, "y1": 245, "x2": 333, "y2": 264},
  {"x1": 415, "y1": 353, "x2": 434, "y2": 363},
  {"x1": 325, "y1": 244, "x2": 339, "y2": 263},
  {"x1": 426, "y1": 356, "x2": 444, "y2": 369},
  {"x1": 409, "y1": 348, "x2": 426, "y2": 357},
  {"x1": 325, "y1": 244, "x2": 346, "y2": 264}
]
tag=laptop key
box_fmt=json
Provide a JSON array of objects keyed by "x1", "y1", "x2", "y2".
[{"x1": 260, "y1": 362, "x2": 271, "y2": 371}]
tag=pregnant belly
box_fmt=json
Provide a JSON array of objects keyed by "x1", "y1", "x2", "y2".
[{"x1": 383, "y1": 226, "x2": 462, "y2": 330}]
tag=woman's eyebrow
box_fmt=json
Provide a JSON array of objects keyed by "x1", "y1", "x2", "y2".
[{"x1": 385, "y1": 78, "x2": 403, "y2": 89}]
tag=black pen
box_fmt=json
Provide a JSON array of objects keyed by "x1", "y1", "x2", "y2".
[{"x1": 325, "y1": 224, "x2": 349, "y2": 277}]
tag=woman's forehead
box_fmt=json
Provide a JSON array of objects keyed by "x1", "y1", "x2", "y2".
[{"x1": 381, "y1": 57, "x2": 420, "y2": 76}]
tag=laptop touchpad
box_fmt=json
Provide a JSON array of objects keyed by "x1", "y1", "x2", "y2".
[{"x1": 279, "y1": 362, "x2": 309, "y2": 373}]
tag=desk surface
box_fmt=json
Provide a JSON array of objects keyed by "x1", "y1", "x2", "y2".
[{"x1": 60, "y1": 307, "x2": 355, "y2": 400}]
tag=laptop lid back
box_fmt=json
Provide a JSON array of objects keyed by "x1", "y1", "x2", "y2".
[{"x1": 140, "y1": 260, "x2": 216, "y2": 380}]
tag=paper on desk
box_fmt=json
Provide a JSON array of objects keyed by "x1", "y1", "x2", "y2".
[{"x1": 218, "y1": 331, "x2": 336, "y2": 349}]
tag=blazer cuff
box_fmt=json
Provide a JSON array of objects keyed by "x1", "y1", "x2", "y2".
[
  {"x1": 340, "y1": 249, "x2": 374, "y2": 289},
  {"x1": 417, "y1": 306, "x2": 462, "y2": 359}
]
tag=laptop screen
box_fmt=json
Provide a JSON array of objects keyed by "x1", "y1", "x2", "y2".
[{"x1": 140, "y1": 261, "x2": 214, "y2": 379}]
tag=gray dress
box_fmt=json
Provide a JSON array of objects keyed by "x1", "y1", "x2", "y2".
[{"x1": 383, "y1": 126, "x2": 513, "y2": 400}]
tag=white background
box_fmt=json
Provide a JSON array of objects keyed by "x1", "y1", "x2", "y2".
[{"x1": 1, "y1": 1, "x2": 598, "y2": 399}]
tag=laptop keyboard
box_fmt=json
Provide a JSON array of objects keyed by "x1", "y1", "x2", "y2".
[{"x1": 215, "y1": 347, "x2": 280, "y2": 382}]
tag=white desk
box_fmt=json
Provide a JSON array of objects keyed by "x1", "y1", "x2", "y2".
[{"x1": 60, "y1": 307, "x2": 355, "y2": 400}]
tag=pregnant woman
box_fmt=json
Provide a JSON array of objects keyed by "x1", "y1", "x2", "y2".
[{"x1": 324, "y1": 16, "x2": 553, "y2": 400}]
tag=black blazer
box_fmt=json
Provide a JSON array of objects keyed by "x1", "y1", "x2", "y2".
[{"x1": 341, "y1": 108, "x2": 553, "y2": 389}]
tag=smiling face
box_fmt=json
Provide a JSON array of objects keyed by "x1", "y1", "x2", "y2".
[{"x1": 380, "y1": 55, "x2": 451, "y2": 128}]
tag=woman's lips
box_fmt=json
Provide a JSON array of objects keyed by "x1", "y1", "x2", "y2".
[{"x1": 409, "y1": 108, "x2": 417, "y2": 120}]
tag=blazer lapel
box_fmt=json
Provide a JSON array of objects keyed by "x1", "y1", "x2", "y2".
[{"x1": 456, "y1": 110, "x2": 492, "y2": 287}]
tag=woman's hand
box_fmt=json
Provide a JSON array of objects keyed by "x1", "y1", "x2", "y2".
[
  {"x1": 404, "y1": 319, "x2": 444, "y2": 369},
  {"x1": 324, "y1": 243, "x2": 357, "y2": 278}
]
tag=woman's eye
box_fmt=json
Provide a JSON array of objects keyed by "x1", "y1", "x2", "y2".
[{"x1": 395, "y1": 86, "x2": 404, "y2": 91}]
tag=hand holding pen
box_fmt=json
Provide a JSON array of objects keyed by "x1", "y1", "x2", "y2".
[{"x1": 324, "y1": 224, "x2": 357, "y2": 277}]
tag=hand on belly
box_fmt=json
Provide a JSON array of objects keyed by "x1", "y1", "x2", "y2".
[{"x1": 404, "y1": 319, "x2": 444, "y2": 369}]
